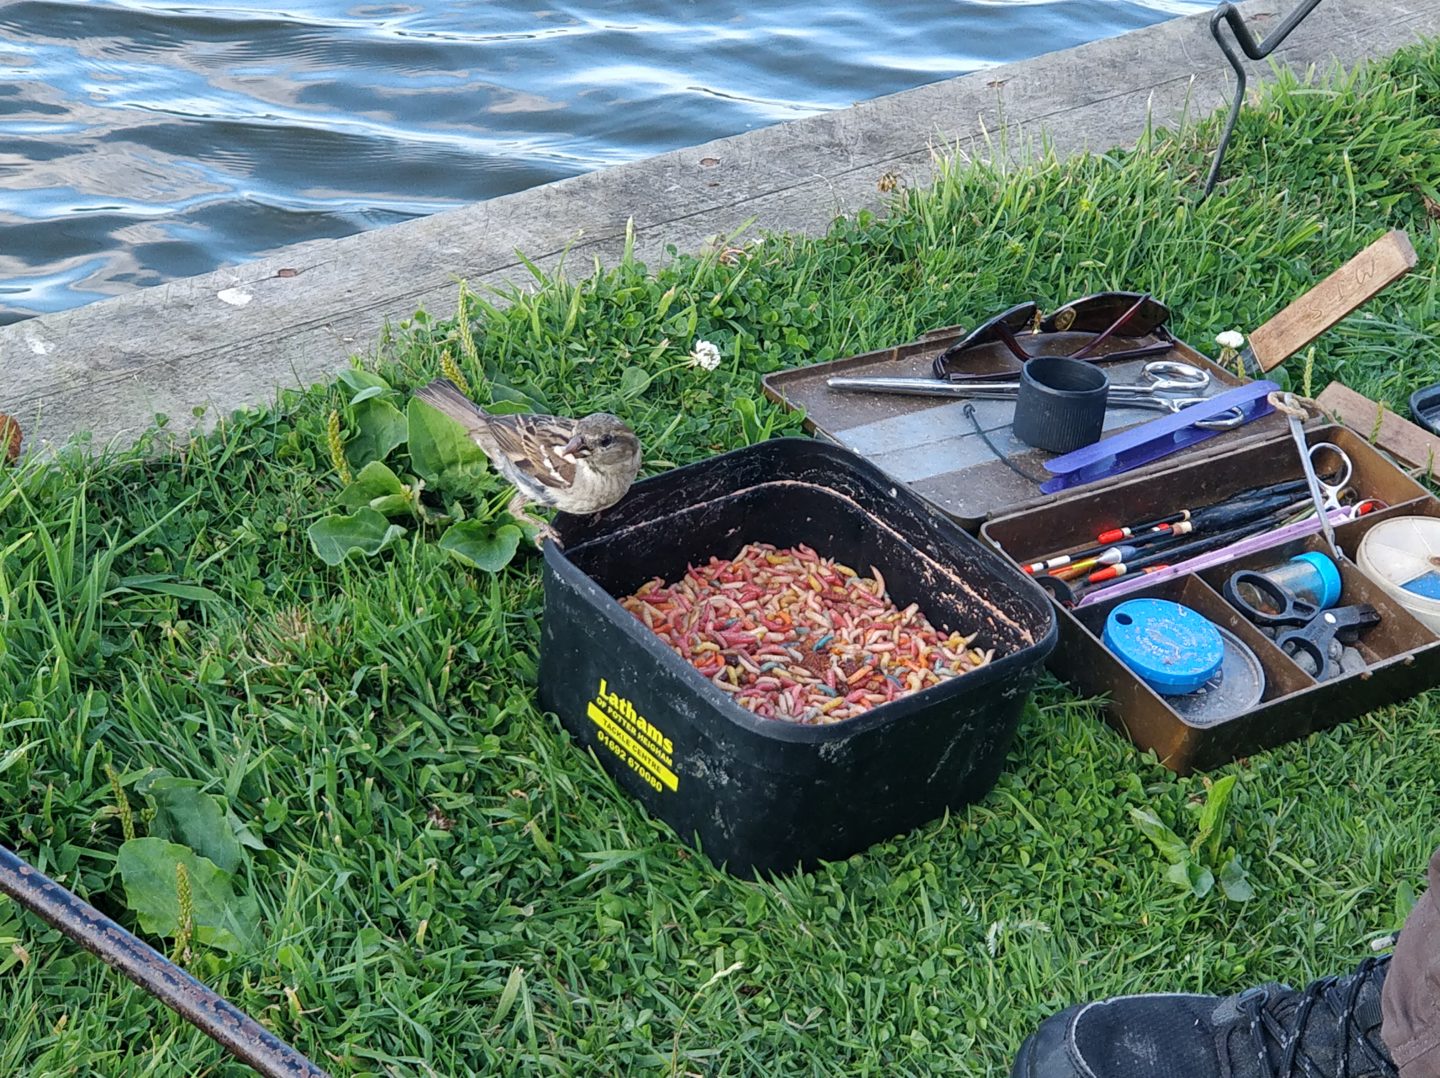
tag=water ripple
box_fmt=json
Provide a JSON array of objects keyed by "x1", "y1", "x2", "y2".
[{"x1": 0, "y1": 0, "x2": 1210, "y2": 323}]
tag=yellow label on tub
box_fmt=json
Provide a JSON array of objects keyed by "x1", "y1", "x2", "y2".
[{"x1": 587, "y1": 678, "x2": 678, "y2": 794}]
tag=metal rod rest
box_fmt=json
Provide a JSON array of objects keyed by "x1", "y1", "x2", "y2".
[
  {"x1": 0, "y1": 845, "x2": 329, "y2": 1078},
  {"x1": 1202, "y1": 0, "x2": 1325, "y2": 199}
]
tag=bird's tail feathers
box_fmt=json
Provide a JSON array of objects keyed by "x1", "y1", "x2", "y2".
[{"x1": 413, "y1": 378, "x2": 488, "y2": 429}]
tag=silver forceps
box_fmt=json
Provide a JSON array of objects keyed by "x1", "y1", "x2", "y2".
[
  {"x1": 826, "y1": 361, "x2": 1247, "y2": 429},
  {"x1": 941, "y1": 360, "x2": 1209, "y2": 399},
  {"x1": 1269, "y1": 392, "x2": 1349, "y2": 556}
]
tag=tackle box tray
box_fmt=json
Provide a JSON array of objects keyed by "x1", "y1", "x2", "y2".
[
  {"x1": 761, "y1": 325, "x2": 1291, "y2": 531},
  {"x1": 980, "y1": 424, "x2": 1440, "y2": 773}
]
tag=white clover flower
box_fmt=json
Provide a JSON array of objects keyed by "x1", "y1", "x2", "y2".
[
  {"x1": 1215, "y1": 330, "x2": 1245, "y2": 350},
  {"x1": 689, "y1": 340, "x2": 722, "y2": 371}
]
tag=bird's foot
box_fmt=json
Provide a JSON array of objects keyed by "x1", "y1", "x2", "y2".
[{"x1": 506, "y1": 494, "x2": 560, "y2": 550}]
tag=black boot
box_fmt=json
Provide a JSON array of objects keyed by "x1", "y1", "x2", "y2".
[{"x1": 1011, "y1": 955, "x2": 1396, "y2": 1078}]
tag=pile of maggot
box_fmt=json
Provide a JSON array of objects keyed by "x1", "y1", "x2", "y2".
[{"x1": 619, "y1": 542, "x2": 993, "y2": 724}]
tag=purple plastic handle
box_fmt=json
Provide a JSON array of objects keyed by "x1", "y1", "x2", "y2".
[{"x1": 1039, "y1": 381, "x2": 1280, "y2": 494}]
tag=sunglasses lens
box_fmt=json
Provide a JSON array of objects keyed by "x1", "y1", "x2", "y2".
[
  {"x1": 933, "y1": 302, "x2": 1038, "y2": 375},
  {"x1": 1044, "y1": 292, "x2": 1169, "y2": 337}
]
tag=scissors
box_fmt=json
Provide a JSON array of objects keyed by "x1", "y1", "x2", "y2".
[
  {"x1": 1222, "y1": 569, "x2": 1379, "y2": 681},
  {"x1": 1305, "y1": 442, "x2": 1354, "y2": 512}
]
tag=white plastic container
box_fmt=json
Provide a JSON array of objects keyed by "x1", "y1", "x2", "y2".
[{"x1": 1356, "y1": 516, "x2": 1440, "y2": 632}]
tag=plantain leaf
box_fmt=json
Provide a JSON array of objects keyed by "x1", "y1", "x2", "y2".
[
  {"x1": 1165, "y1": 858, "x2": 1214, "y2": 899},
  {"x1": 345, "y1": 397, "x2": 408, "y2": 468},
  {"x1": 117, "y1": 838, "x2": 261, "y2": 955},
  {"x1": 1194, "y1": 774, "x2": 1238, "y2": 864},
  {"x1": 307, "y1": 508, "x2": 407, "y2": 566},
  {"x1": 348, "y1": 385, "x2": 389, "y2": 405},
  {"x1": 338, "y1": 368, "x2": 391, "y2": 395},
  {"x1": 407, "y1": 398, "x2": 488, "y2": 493},
  {"x1": 489, "y1": 378, "x2": 550, "y2": 412},
  {"x1": 1218, "y1": 856, "x2": 1255, "y2": 902},
  {"x1": 137, "y1": 773, "x2": 244, "y2": 874},
  {"x1": 338, "y1": 460, "x2": 408, "y2": 512},
  {"x1": 1128, "y1": 806, "x2": 1188, "y2": 864},
  {"x1": 439, "y1": 521, "x2": 522, "y2": 572}
]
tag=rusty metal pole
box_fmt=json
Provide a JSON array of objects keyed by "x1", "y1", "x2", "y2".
[{"x1": 0, "y1": 845, "x2": 330, "y2": 1078}]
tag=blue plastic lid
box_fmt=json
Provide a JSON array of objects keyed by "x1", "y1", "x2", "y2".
[
  {"x1": 1290, "y1": 551, "x2": 1342, "y2": 609},
  {"x1": 1102, "y1": 598, "x2": 1224, "y2": 696}
]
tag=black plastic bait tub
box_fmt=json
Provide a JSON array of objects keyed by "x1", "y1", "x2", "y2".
[{"x1": 538, "y1": 438, "x2": 1057, "y2": 876}]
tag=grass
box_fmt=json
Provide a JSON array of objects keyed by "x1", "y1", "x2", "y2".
[{"x1": 5, "y1": 38, "x2": 1440, "y2": 1078}]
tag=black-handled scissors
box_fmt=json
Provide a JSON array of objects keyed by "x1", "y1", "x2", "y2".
[{"x1": 1223, "y1": 570, "x2": 1379, "y2": 681}]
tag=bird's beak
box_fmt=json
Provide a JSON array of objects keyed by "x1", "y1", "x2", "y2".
[{"x1": 561, "y1": 434, "x2": 587, "y2": 458}]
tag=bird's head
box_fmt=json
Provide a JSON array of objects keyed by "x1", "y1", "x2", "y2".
[{"x1": 562, "y1": 413, "x2": 642, "y2": 474}]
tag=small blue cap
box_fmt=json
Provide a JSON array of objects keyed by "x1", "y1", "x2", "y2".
[
  {"x1": 1290, "y1": 552, "x2": 1342, "y2": 609},
  {"x1": 1102, "y1": 598, "x2": 1224, "y2": 696}
]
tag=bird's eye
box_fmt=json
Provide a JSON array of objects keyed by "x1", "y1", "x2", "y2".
[{"x1": 600, "y1": 434, "x2": 614, "y2": 448}]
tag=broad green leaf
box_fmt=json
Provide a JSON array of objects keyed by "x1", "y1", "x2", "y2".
[
  {"x1": 1165, "y1": 858, "x2": 1214, "y2": 899},
  {"x1": 485, "y1": 400, "x2": 536, "y2": 416},
  {"x1": 307, "y1": 509, "x2": 407, "y2": 566},
  {"x1": 368, "y1": 493, "x2": 414, "y2": 516},
  {"x1": 407, "y1": 397, "x2": 488, "y2": 493},
  {"x1": 338, "y1": 368, "x2": 390, "y2": 395},
  {"x1": 117, "y1": 838, "x2": 261, "y2": 955},
  {"x1": 1219, "y1": 856, "x2": 1255, "y2": 902},
  {"x1": 349, "y1": 385, "x2": 389, "y2": 405},
  {"x1": 489, "y1": 379, "x2": 550, "y2": 413},
  {"x1": 734, "y1": 397, "x2": 773, "y2": 445},
  {"x1": 1194, "y1": 774, "x2": 1238, "y2": 863},
  {"x1": 1396, "y1": 878, "x2": 1418, "y2": 923},
  {"x1": 619, "y1": 366, "x2": 651, "y2": 399},
  {"x1": 338, "y1": 460, "x2": 407, "y2": 511},
  {"x1": 137, "y1": 773, "x2": 244, "y2": 874},
  {"x1": 1128, "y1": 806, "x2": 1187, "y2": 864},
  {"x1": 508, "y1": 514, "x2": 542, "y2": 546},
  {"x1": 230, "y1": 811, "x2": 267, "y2": 852},
  {"x1": 439, "y1": 521, "x2": 522, "y2": 572},
  {"x1": 345, "y1": 397, "x2": 408, "y2": 469}
]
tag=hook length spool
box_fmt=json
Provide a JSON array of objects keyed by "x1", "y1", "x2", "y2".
[{"x1": 1012, "y1": 356, "x2": 1109, "y2": 453}]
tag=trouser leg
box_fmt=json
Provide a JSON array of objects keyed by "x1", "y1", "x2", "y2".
[{"x1": 1383, "y1": 844, "x2": 1440, "y2": 1077}]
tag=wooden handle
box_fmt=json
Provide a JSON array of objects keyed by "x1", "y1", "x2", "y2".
[
  {"x1": 1316, "y1": 381, "x2": 1440, "y2": 477},
  {"x1": 1248, "y1": 230, "x2": 1417, "y2": 372}
]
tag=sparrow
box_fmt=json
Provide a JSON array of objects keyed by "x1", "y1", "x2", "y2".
[{"x1": 411, "y1": 378, "x2": 643, "y2": 547}]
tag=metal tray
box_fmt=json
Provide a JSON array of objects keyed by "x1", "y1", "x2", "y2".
[{"x1": 761, "y1": 325, "x2": 1291, "y2": 531}]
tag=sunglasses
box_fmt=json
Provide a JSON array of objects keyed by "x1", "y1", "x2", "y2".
[{"x1": 932, "y1": 292, "x2": 1174, "y2": 381}]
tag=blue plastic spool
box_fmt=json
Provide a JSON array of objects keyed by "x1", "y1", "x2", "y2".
[{"x1": 1102, "y1": 598, "x2": 1225, "y2": 696}]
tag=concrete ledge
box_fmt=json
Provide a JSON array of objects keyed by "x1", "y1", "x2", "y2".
[{"x1": 6, "y1": 0, "x2": 1440, "y2": 452}]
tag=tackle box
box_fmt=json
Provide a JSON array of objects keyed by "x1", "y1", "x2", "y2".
[
  {"x1": 762, "y1": 325, "x2": 1440, "y2": 774},
  {"x1": 981, "y1": 424, "x2": 1440, "y2": 773},
  {"x1": 538, "y1": 438, "x2": 1057, "y2": 876}
]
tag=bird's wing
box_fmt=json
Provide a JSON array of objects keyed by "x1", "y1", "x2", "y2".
[
  {"x1": 484, "y1": 412, "x2": 580, "y2": 493},
  {"x1": 412, "y1": 378, "x2": 487, "y2": 434}
]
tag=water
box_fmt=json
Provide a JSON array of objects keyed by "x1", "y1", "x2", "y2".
[{"x1": 0, "y1": 1, "x2": 1209, "y2": 325}]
